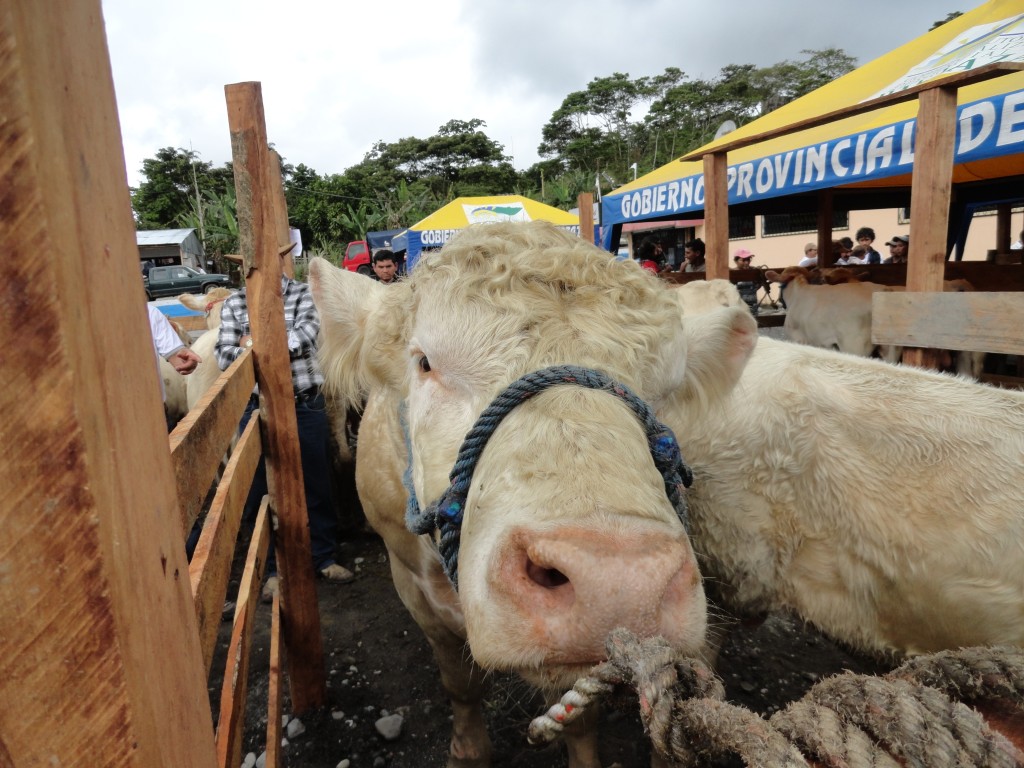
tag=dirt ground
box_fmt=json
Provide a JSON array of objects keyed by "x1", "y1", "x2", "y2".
[{"x1": 210, "y1": 525, "x2": 897, "y2": 768}]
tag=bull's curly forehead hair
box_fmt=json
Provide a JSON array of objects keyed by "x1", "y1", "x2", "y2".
[{"x1": 407, "y1": 221, "x2": 686, "y2": 400}]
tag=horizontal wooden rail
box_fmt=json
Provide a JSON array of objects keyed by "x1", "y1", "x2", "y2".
[
  {"x1": 189, "y1": 412, "x2": 262, "y2": 676},
  {"x1": 170, "y1": 350, "x2": 255, "y2": 535},
  {"x1": 872, "y1": 292, "x2": 1024, "y2": 355},
  {"x1": 215, "y1": 495, "x2": 271, "y2": 768}
]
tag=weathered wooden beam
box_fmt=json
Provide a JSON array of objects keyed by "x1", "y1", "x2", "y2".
[
  {"x1": 872, "y1": 292, "x2": 1024, "y2": 356},
  {"x1": 189, "y1": 413, "x2": 262, "y2": 677},
  {"x1": 903, "y1": 85, "x2": 957, "y2": 369},
  {"x1": 996, "y1": 204, "x2": 1012, "y2": 254},
  {"x1": 270, "y1": 150, "x2": 294, "y2": 278},
  {"x1": 0, "y1": 2, "x2": 216, "y2": 764},
  {"x1": 170, "y1": 350, "x2": 255, "y2": 535},
  {"x1": 703, "y1": 151, "x2": 729, "y2": 280},
  {"x1": 817, "y1": 189, "x2": 834, "y2": 267},
  {"x1": 577, "y1": 192, "x2": 594, "y2": 245},
  {"x1": 215, "y1": 496, "x2": 271, "y2": 768},
  {"x1": 225, "y1": 80, "x2": 327, "y2": 712}
]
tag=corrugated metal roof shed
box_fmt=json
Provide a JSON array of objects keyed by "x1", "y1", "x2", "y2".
[{"x1": 136, "y1": 228, "x2": 195, "y2": 246}]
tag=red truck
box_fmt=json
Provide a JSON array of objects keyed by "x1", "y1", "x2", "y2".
[{"x1": 342, "y1": 229, "x2": 405, "y2": 276}]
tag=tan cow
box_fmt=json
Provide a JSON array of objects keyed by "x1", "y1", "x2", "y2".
[
  {"x1": 311, "y1": 223, "x2": 1024, "y2": 768},
  {"x1": 766, "y1": 266, "x2": 893, "y2": 358},
  {"x1": 178, "y1": 288, "x2": 233, "y2": 409},
  {"x1": 671, "y1": 278, "x2": 745, "y2": 317},
  {"x1": 770, "y1": 267, "x2": 985, "y2": 377}
]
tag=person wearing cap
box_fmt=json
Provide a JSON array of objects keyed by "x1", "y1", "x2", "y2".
[
  {"x1": 215, "y1": 242, "x2": 354, "y2": 601},
  {"x1": 883, "y1": 235, "x2": 909, "y2": 264},
  {"x1": 733, "y1": 248, "x2": 759, "y2": 315}
]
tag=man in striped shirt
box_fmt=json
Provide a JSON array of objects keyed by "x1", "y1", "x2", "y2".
[{"x1": 216, "y1": 247, "x2": 353, "y2": 600}]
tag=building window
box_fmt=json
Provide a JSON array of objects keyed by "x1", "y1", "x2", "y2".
[
  {"x1": 729, "y1": 214, "x2": 756, "y2": 240},
  {"x1": 762, "y1": 211, "x2": 849, "y2": 237}
]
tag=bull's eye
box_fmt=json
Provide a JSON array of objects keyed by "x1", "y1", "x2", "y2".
[{"x1": 418, "y1": 355, "x2": 432, "y2": 373}]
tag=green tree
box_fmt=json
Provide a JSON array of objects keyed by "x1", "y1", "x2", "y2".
[
  {"x1": 930, "y1": 11, "x2": 963, "y2": 30},
  {"x1": 131, "y1": 146, "x2": 232, "y2": 230},
  {"x1": 176, "y1": 186, "x2": 238, "y2": 268}
]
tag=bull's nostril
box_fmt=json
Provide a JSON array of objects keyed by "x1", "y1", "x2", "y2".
[{"x1": 526, "y1": 557, "x2": 569, "y2": 589}]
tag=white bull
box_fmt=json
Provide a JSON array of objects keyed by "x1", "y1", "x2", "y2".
[
  {"x1": 310, "y1": 222, "x2": 1024, "y2": 768},
  {"x1": 177, "y1": 288, "x2": 233, "y2": 409}
]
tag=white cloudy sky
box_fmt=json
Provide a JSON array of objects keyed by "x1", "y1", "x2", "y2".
[{"x1": 102, "y1": 0, "x2": 978, "y2": 187}]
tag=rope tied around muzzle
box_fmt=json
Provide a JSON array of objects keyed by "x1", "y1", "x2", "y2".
[
  {"x1": 529, "y1": 630, "x2": 1024, "y2": 767},
  {"x1": 402, "y1": 365, "x2": 694, "y2": 590}
]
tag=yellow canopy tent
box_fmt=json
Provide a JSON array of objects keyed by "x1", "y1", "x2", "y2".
[
  {"x1": 404, "y1": 195, "x2": 579, "y2": 269},
  {"x1": 602, "y1": 0, "x2": 1024, "y2": 244}
]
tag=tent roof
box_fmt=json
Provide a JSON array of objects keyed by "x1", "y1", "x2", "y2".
[
  {"x1": 604, "y1": 0, "x2": 1024, "y2": 227},
  {"x1": 408, "y1": 195, "x2": 578, "y2": 231},
  {"x1": 403, "y1": 195, "x2": 579, "y2": 271}
]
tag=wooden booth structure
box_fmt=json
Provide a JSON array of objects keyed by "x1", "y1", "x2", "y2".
[
  {"x1": 1, "y1": 4, "x2": 326, "y2": 766},
  {"x1": 687, "y1": 62, "x2": 1024, "y2": 373}
]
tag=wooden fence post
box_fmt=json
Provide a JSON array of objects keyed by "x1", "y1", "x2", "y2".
[
  {"x1": 0, "y1": 2, "x2": 216, "y2": 764},
  {"x1": 225, "y1": 81, "x2": 328, "y2": 713},
  {"x1": 703, "y1": 151, "x2": 729, "y2": 280},
  {"x1": 577, "y1": 192, "x2": 594, "y2": 245},
  {"x1": 903, "y1": 85, "x2": 957, "y2": 370},
  {"x1": 270, "y1": 150, "x2": 295, "y2": 278}
]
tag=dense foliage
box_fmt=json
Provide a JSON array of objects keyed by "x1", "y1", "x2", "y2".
[{"x1": 130, "y1": 48, "x2": 859, "y2": 255}]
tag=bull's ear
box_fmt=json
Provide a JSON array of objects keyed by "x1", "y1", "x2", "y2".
[
  {"x1": 309, "y1": 257, "x2": 409, "y2": 408},
  {"x1": 676, "y1": 306, "x2": 757, "y2": 409}
]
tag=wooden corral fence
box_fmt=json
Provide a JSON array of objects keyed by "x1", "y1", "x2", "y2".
[
  {"x1": 680, "y1": 63, "x2": 1024, "y2": 370},
  {"x1": 1, "y1": 4, "x2": 326, "y2": 766}
]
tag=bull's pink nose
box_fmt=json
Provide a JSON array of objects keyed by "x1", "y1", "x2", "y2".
[{"x1": 493, "y1": 524, "x2": 703, "y2": 662}]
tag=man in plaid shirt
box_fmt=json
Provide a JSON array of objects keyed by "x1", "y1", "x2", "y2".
[{"x1": 216, "y1": 247, "x2": 353, "y2": 600}]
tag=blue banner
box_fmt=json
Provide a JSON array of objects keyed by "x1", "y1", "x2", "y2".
[{"x1": 602, "y1": 88, "x2": 1024, "y2": 227}]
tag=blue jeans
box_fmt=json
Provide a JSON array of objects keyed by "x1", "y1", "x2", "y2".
[{"x1": 240, "y1": 390, "x2": 338, "y2": 575}]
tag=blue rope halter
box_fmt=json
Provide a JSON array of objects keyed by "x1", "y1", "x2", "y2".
[{"x1": 402, "y1": 365, "x2": 694, "y2": 590}]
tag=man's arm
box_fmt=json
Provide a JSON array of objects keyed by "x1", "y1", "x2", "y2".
[
  {"x1": 214, "y1": 294, "x2": 247, "y2": 371},
  {"x1": 286, "y1": 284, "x2": 321, "y2": 358}
]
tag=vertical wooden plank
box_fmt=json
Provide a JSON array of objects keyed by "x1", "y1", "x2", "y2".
[
  {"x1": 225, "y1": 81, "x2": 327, "y2": 713},
  {"x1": 817, "y1": 189, "x2": 834, "y2": 267},
  {"x1": 903, "y1": 85, "x2": 956, "y2": 369},
  {"x1": 996, "y1": 204, "x2": 1011, "y2": 254},
  {"x1": 0, "y1": 2, "x2": 216, "y2": 765},
  {"x1": 703, "y1": 152, "x2": 729, "y2": 280},
  {"x1": 577, "y1": 192, "x2": 594, "y2": 246},
  {"x1": 269, "y1": 150, "x2": 294, "y2": 278}
]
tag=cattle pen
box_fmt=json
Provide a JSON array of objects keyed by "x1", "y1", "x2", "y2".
[
  {"x1": 5, "y1": 4, "x2": 1024, "y2": 768},
  {"x1": 1, "y1": 5, "x2": 328, "y2": 766}
]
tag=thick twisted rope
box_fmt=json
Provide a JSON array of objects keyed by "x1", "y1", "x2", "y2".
[
  {"x1": 402, "y1": 366, "x2": 693, "y2": 590},
  {"x1": 529, "y1": 631, "x2": 1024, "y2": 767}
]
